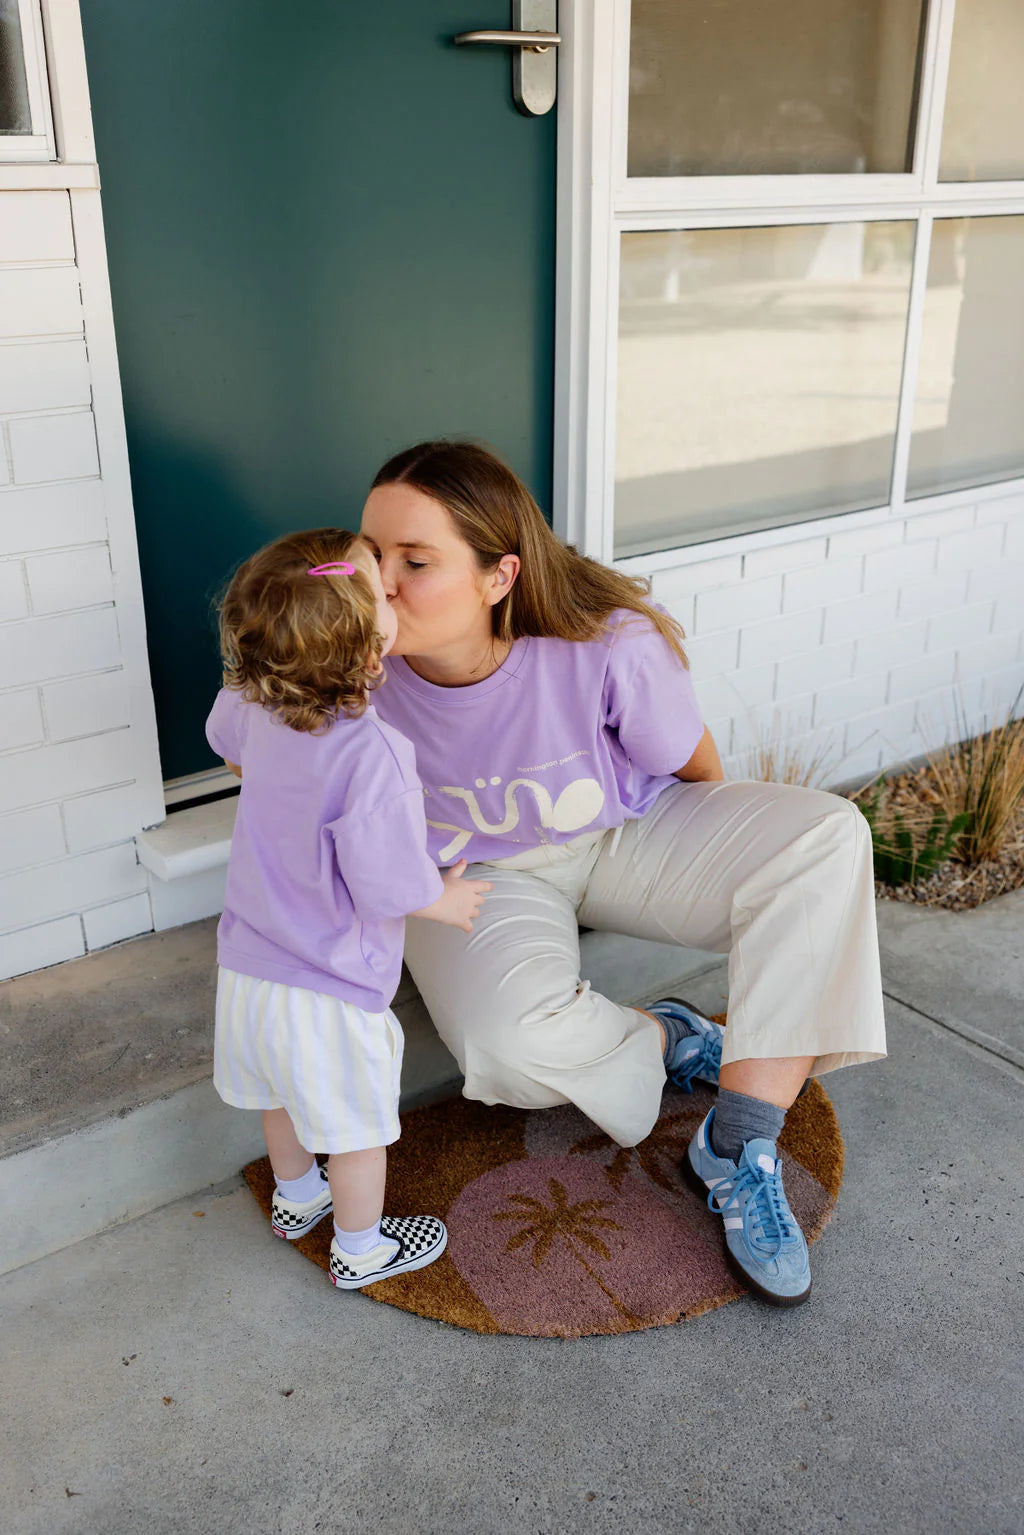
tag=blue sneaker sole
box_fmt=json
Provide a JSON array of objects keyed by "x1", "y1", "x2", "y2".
[{"x1": 681, "y1": 1155, "x2": 813, "y2": 1309}]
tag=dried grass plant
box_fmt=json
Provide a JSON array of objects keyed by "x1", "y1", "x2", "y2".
[
  {"x1": 924, "y1": 685, "x2": 1024, "y2": 865},
  {"x1": 851, "y1": 683, "x2": 1024, "y2": 905},
  {"x1": 743, "y1": 718, "x2": 838, "y2": 790}
]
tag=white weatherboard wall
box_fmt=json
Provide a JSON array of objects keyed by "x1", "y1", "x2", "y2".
[
  {"x1": 0, "y1": 4, "x2": 165, "y2": 982},
  {"x1": 643, "y1": 488, "x2": 1024, "y2": 786}
]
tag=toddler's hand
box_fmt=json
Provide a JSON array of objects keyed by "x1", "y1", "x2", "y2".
[{"x1": 414, "y1": 858, "x2": 492, "y2": 933}]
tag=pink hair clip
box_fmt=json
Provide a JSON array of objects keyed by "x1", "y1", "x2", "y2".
[{"x1": 307, "y1": 561, "x2": 356, "y2": 576}]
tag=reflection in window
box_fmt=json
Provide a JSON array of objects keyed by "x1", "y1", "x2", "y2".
[
  {"x1": 0, "y1": 0, "x2": 31, "y2": 135},
  {"x1": 907, "y1": 217, "x2": 1024, "y2": 499},
  {"x1": 940, "y1": 0, "x2": 1024, "y2": 182},
  {"x1": 628, "y1": 0, "x2": 927, "y2": 177},
  {"x1": 615, "y1": 223, "x2": 915, "y2": 557}
]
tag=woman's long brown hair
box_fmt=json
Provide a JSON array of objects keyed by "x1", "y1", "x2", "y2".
[{"x1": 371, "y1": 440, "x2": 688, "y2": 668}]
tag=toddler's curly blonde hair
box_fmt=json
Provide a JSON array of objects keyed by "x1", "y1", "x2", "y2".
[{"x1": 218, "y1": 529, "x2": 382, "y2": 733}]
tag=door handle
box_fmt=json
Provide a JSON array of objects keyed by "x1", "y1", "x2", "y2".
[
  {"x1": 454, "y1": 31, "x2": 561, "y2": 52},
  {"x1": 454, "y1": 3, "x2": 558, "y2": 117}
]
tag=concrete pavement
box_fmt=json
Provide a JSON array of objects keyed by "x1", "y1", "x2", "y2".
[{"x1": 1, "y1": 893, "x2": 1023, "y2": 1534}]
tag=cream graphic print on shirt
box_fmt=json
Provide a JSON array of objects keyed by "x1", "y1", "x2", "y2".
[{"x1": 426, "y1": 763, "x2": 605, "y2": 861}]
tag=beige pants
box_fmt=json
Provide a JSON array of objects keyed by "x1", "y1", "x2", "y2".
[{"x1": 404, "y1": 779, "x2": 886, "y2": 1147}]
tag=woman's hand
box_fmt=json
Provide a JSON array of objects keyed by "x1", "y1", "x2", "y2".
[
  {"x1": 673, "y1": 726, "x2": 724, "y2": 783},
  {"x1": 412, "y1": 859, "x2": 493, "y2": 934}
]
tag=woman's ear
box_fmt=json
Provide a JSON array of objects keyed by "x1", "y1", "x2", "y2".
[{"x1": 486, "y1": 554, "x2": 521, "y2": 605}]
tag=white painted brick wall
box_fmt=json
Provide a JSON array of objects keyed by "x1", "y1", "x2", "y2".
[
  {"x1": 0, "y1": 557, "x2": 29, "y2": 620},
  {"x1": 0, "y1": 687, "x2": 44, "y2": 751},
  {"x1": 63, "y1": 783, "x2": 141, "y2": 853},
  {"x1": 0, "y1": 191, "x2": 76, "y2": 263},
  {"x1": 0, "y1": 481, "x2": 107, "y2": 554},
  {"x1": 26, "y1": 545, "x2": 113, "y2": 614},
  {"x1": 0, "y1": 842, "x2": 146, "y2": 932},
  {"x1": 822, "y1": 588, "x2": 898, "y2": 645},
  {"x1": 0, "y1": 803, "x2": 64, "y2": 876},
  {"x1": 0, "y1": 340, "x2": 91, "y2": 414},
  {"x1": 657, "y1": 491, "x2": 1024, "y2": 789},
  {"x1": 0, "y1": 915, "x2": 84, "y2": 978},
  {"x1": 2, "y1": 731, "x2": 133, "y2": 817},
  {"x1": 0, "y1": 266, "x2": 83, "y2": 337},
  {"x1": 737, "y1": 608, "x2": 821, "y2": 668},
  {"x1": 0, "y1": 608, "x2": 121, "y2": 687},
  {"x1": 783, "y1": 556, "x2": 862, "y2": 611},
  {"x1": 897, "y1": 573, "x2": 968, "y2": 623},
  {"x1": 43, "y1": 670, "x2": 131, "y2": 742},
  {"x1": 9, "y1": 410, "x2": 101, "y2": 483},
  {"x1": 83, "y1": 892, "x2": 153, "y2": 952},
  {"x1": 0, "y1": 188, "x2": 163, "y2": 979},
  {"x1": 696, "y1": 573, "x2": 781, "y2": 633}
]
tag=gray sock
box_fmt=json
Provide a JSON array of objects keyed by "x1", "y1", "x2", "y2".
[
  {"x1": 710, "y1": 1088, "x2": 786, "y2": 1163},
  {"x1": 658, "y1": 1008, "x2": 695, "y2": 1064}
]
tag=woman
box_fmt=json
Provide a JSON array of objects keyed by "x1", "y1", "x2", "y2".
[{"x1": 360, "y1": 440, "x2": 886, "y2": 1307}]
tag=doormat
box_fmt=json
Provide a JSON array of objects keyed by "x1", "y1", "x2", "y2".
[{"x1": 243, "y1": 1071, "x2": 843, "y2": 1337}]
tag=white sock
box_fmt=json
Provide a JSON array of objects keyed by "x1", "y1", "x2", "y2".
[
  {"x1": 334, "y1": 1221, "x2": 397, "y2": 1259},
  {"x1": 276, "y1": 1162, "x2": 324, "y2": 1204}
]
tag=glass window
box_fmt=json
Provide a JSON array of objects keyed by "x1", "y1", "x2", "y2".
[
  {"x1": 627, "y1": 0, "x2": 928, "y2": 177},
  {"x1": 615, "y1": 222, "x2": 915, "y2": 557},
  {"x1": 0, "y1": 0, "x2": 31, "y2": 134},
  {"x1": 907, "y1": 216, "x2": 1024, "y2": 499},
  {"x1": 939, "y1": 0, "x2": 1024, "y2": 182}
]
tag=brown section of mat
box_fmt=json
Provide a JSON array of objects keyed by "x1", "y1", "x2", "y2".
[{"x1": 243, "y1": 1042, "x2": 843, "y2": 1337}]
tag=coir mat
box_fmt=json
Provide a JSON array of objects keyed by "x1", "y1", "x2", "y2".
[{"x1": 243, "y1": 1066, "x2": 843, "y2": 1337}]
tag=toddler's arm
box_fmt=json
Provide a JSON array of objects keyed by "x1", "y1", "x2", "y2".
[
  {"x1": 412, "y1": 859, "x2": 492, "y2": 935},
  {"x1": 223, "y1": 759, "x2": 242, "y2": 779}
]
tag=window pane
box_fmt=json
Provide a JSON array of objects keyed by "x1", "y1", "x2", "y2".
[
  {"x1": 615, "y1": 223, "x2": 915, "y2": 557},
  {"x1": 907, "y1": 217, "x2": 1024, "y2": 499},
  {"x1": 0, "y1": 0, "x2": 31, "y2": 135},
  {"x1": 939, "y1": 0, "x2": 1024, "y2": 182},
  {"x1": 628, "y1": 0, "x2": 927, "y2": 177}
]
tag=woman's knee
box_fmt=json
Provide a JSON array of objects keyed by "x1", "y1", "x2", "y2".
[
  {"x1": 488, "y1": 982, "x2": 621, "y2": 1074},
  {"x1": 795, "y1": 788, "x2": 873, "y2": 879}
]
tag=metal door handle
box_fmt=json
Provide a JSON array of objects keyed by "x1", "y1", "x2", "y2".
[
  {"x1": 454, "y1": 3, "x2": 558, "y2": 116},
  {"x1": 454, "y1": 30, "x2": 561, "y2": 52}
]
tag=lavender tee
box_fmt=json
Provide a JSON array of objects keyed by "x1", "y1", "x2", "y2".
[
  {"x1": 206, "y1": 689, "x2": 443, "y2": 1010},
  {"x1": 373, "y1": 609, "x2": 705, "y2": 864}
]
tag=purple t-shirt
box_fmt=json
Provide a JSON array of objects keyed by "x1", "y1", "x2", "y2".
[
  {"x1": 206, "y1": 689, "x2": 443, "y2": 1010},
  {"x1": 373, "y1": 609, "x2": 704, "y2": 864}
]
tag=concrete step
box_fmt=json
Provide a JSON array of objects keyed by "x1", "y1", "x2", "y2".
[{"x1": 0, "y1": 917, "x2": 726, "y2": 1276}]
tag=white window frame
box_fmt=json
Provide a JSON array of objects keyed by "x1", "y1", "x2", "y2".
[
  {"x1": 553, "y1": 0, "x2": 1024, "y2": 571},
  {"x1": 1, "y1": 0, "x2": 56, "y2": 160}
]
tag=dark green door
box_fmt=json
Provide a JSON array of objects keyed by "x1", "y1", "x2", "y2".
[{"x1": 80, "y1": 3, "x2": 556, "y2": 779}]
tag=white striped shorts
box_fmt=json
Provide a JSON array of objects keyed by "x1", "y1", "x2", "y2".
[{"x1": 213, "y1": 968, "x2": 404, "y2": 1154}]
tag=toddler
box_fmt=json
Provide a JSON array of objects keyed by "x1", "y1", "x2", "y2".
[{"x1": 207, "y1": 528, "x2": 491, "y2": 1288}]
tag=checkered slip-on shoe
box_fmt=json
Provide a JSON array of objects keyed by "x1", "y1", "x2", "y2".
[
  {"x1": 329, "y1": 1214, "x2": 448, "y2": 1290},
  {"x1": 271, "y1": 1165, "x2": 333, "y2": 1241}
]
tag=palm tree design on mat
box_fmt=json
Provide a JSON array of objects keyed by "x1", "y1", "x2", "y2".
[
  {"x1": 493, "y1": 1178, "x2": 643, "y2": 1325},
  {"x1": 569, "y1": 1111, "x2": 699, "y2": 1195}
]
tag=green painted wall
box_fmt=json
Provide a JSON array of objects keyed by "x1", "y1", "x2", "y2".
[{"x1": 80, "y1": 2, "x2": 556, "y2": 779}]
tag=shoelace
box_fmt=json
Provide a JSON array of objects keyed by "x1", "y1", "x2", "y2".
[
  {"x1": 666, "y1": 1017, "x2": 723, "y2": 1092},
  {"x1": 708, "y1": 1160, "x2": 795, "y2": 1259}
]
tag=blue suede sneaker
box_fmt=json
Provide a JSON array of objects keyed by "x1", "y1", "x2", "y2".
[
  {"x1": 650, "y1": 997, "x2": 724, "y2": 1091},
  {"x1": 685, "y1": 1108, "x2": 812, "y2": 1307}
]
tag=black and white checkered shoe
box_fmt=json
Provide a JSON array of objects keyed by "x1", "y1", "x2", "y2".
[
  {"x1": 329, "y1": 1214, "x2": 448, "y2": 1290},
  {"x1": 271, "y1": 1165, "x2": 333, "y2": 1241}
]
